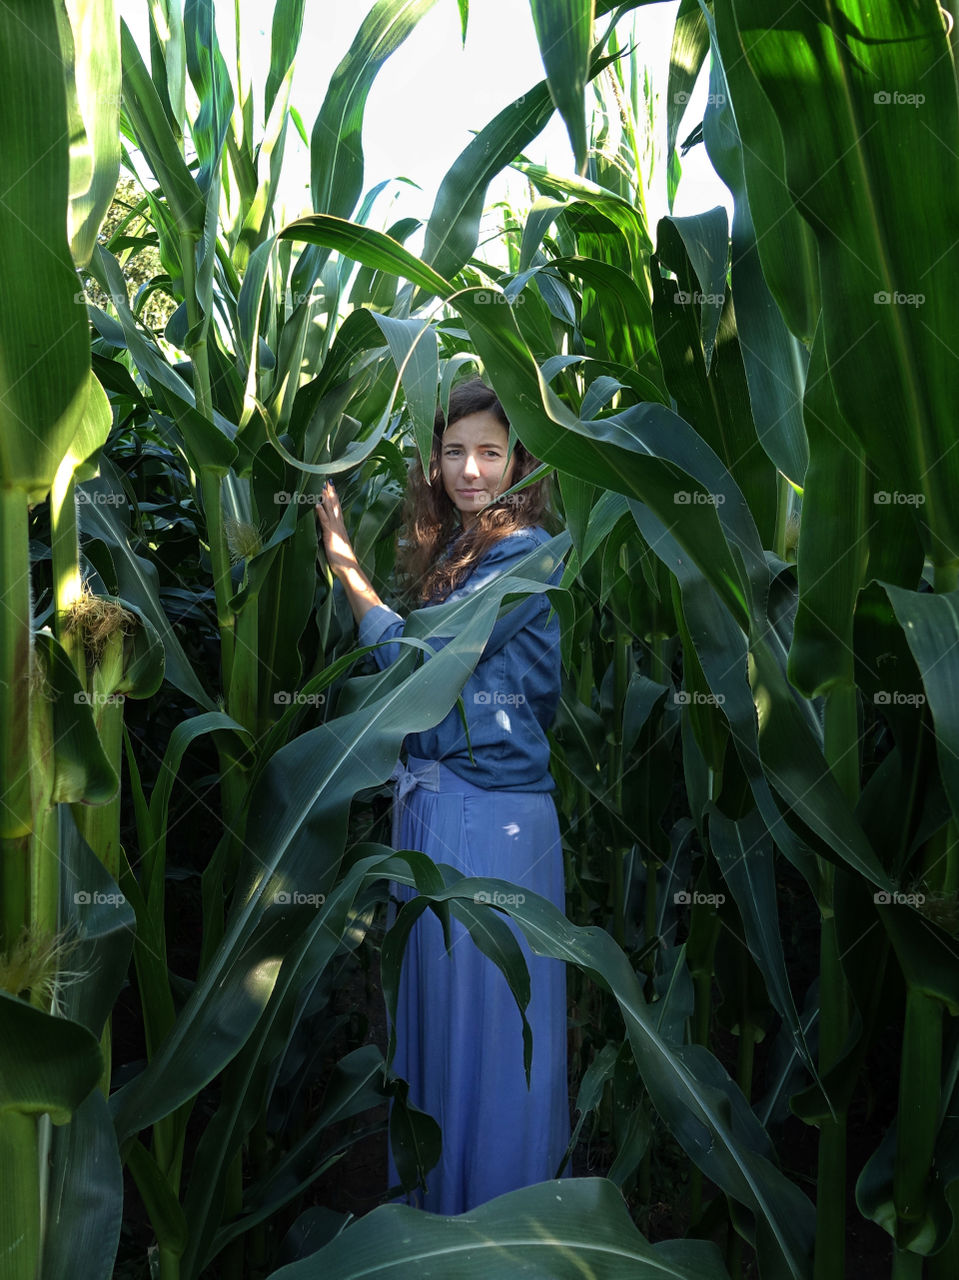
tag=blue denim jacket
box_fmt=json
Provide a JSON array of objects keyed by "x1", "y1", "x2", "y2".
[{"x1": 357, "y1": 525, "x2": 565, "y2": 791}]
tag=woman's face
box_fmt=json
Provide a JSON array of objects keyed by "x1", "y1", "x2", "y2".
[{"x1": 440, "y1": 410, "x2": 517, "y2": 528}]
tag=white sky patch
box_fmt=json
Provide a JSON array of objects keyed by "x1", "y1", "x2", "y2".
[{"x1": 120, "y1": 0, "x2": 731, "y2": 244}]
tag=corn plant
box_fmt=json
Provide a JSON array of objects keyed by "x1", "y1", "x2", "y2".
[{"x1": 8, "y1": 0, "x2": 959, "y2": 1277}]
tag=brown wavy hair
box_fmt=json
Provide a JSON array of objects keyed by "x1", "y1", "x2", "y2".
[{"x1": 394, "y1": 378, "x2": 554, "y2": 604}]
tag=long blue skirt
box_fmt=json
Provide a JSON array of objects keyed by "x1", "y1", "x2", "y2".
[{"x1": 385, "y1": 755, "x2": 570, "y2": 1215}]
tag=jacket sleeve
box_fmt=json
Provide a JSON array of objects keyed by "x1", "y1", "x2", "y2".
[
  {"x1": 357, "y1": 603, "x2": 407, "y2": 670},
  {"x1": 356, "y1": 533, "x2": 563, "y2": 671}
]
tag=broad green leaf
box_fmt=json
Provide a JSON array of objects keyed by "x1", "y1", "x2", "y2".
[
  {"x1": 57, "y1": 806, "x2": 136, "y2": 1039},
  {"x1": 265, "y1": 0, "x2": 306, "y2": 120},
  {"x1": 120, "y1": 19, "x2": 205, "y2": 238},
  {"x1": 127, "y1": 1139, "x2": 188, "y2": 1257},
  {"x1": 630, "y1": 504, "x2": 884, "y2": 895},
  {"x1": 711, "y1": 0, "x2": 819, "y2": 345},
  {"x1": 43, "y1": 1089, "x2": 124, "y2": 1280},
  {"x1": 76, "y1": 461, "x2": 217, "y2": 712},
  {"x1": 183, "y1": 0, "x2": 233, "y2": 195},
  {"x1": 278, "y1": 215, "x2": 453, "y2": 298},
  {"x1": 267, "y1": 1177, "x2": 729, "y2": 1279},
  {"x1": 708, "y1": 807, "x2": 815, "y2": 1073},
  {"x1": 731, "y1": 0, "x2": 959, "y2": 569},
  {"x1": 33, "y1": 632, "x2": 118, "y2": 807},
  {"x1": 788, "y1": 324, "x2": 868, "y2": 696},
  {"x1": 421, "y1": 85, "x2": 555, "y2": 282},
  {"x1": 148, "y1": 0, "x2": 186, "y2": 131},
  {"x1": 60, "y1": 0, "x2": 122, "y2": 269},
  {"x1": 651, "y1": 216, "x2": 776, "y2": 545},
  {"x1": 386, "y1": 1075, "x2": 443, "y2": 1201},
  {"x1": 883, "y1": 582, "x2": 959, "y2": 832},
  {"x1": 666, "y1": 0, "x2": 709, "y2": 159},
  {"x1": 656, "y1": 209, "x2": 728, "y2": 372},
  {"x1": 207, "y1": 1044, "x2": 391, "y2": 1258},
  {"x1": 0, "y1": 991, "x2": 102, "y2": 1123},
  {"x1": 149, "y1": 382, "x2": 238, "y2": 475},
  {"x1": 371, "y1": 315, "x2": 439, "y2": 471},
  {"x1": 143, "y1": 712, "x2": 252, "y2": 888},
  {"x1": 546, "y1": 254, "x2": 665, "y2": 397},
  {"x1": 109, "y1": 544, "x2": 569, "y2": 1144},
  {"x1": 517, "y1": 164, "x2": 654, "y2": 267},
  {"x1": 309, "y1": 0, "x2": 439, "y2": 221},
  {"x1": 377, "y1": 874, "x2": 815, "y2": 1279},
  {"x1": 699, "y1": 22, "x2": 808, "y2": 486},
  {"x1": 529, "y1": 0, "x2": 596, "y2": 173},
  {"x1": 87, "y1": 247, "x2": 238, "y2": 442},
  {"x1": 0, "y1": 0, "x2": 91, "y2": 493}
]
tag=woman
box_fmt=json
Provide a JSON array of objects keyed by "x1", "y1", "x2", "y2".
[{"x1": 315, "y1": 378, "x2": 569, "y2": 1215}]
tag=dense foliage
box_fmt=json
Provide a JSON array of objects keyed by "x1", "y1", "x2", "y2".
[{"x1": 2, "y1": 2, "x2": 959, "y2": 1278}]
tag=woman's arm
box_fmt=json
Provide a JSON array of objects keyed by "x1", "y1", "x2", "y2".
[{"x1": 314, "y1": 480, "x2": 383, "y2": 624}]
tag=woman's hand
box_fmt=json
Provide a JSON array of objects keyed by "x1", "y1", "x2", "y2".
[
  {"x1": 315, "y1": 481, "x2": 358, "y2": 580},
  {"x1": 315, "y1": 480, "x2": 385, "y2": 624}
]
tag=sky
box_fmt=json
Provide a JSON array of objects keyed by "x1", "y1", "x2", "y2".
[{"x1": 121, "y1": 0, "x2": 731, "y2": 250}]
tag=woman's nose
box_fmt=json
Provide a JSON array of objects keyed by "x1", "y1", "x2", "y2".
[{"x1": 463, "y1": 453, "x2": 481, "y2": 478}]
